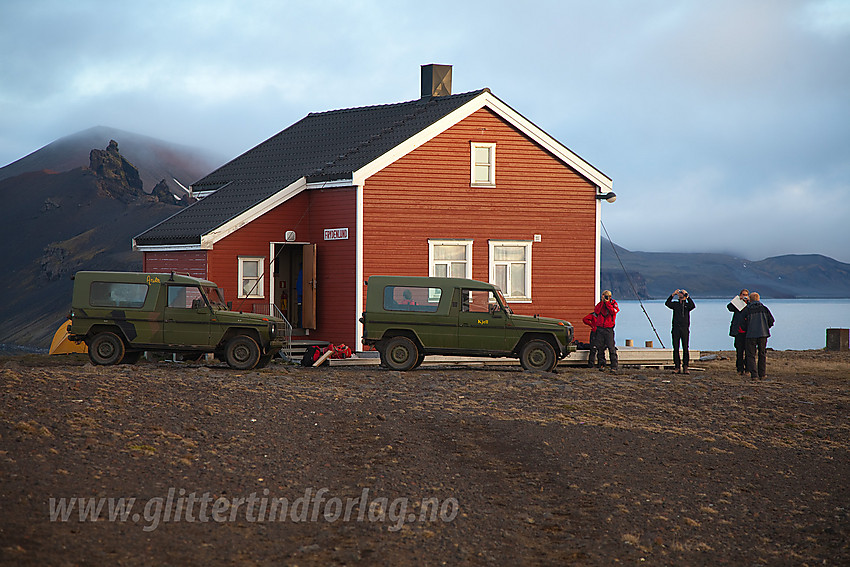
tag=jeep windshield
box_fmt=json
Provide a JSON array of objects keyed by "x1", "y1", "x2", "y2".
[
  {"x1": 495, "y1": 289, "x2": 513, "y2": 314},
  {"x1": 202, "y1": 285, "x2": 229, "y2": 310}
]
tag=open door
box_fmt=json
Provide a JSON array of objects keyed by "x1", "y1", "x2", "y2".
[{"x1": 302, "y1": 243, "x2": 317, "y2": 329}]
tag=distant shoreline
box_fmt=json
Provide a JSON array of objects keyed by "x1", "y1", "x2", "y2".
[{"x1": 0, "y1": 343, "x2": 48, "y2": 356}]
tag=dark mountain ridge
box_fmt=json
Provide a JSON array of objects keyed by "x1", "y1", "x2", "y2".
[
  {"x1": 0, "y1": 134, "x2": 218, "y2": 349},
  {"x1": 601, "y1": 239, "x2": 850, "y2": 300},
  {"x1": 0, "y1": 126, "x2": 224, "y2": 197}
]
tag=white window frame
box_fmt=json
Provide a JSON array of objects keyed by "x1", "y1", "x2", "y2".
[
  {"x1": 237, "y1": 256, "x2": 265, "y2": 299},
  {"x1": 470, "y1": 142, "x2": 496, "y2": 186},
  {"x1": 428, "y1": 239, "x2": 473, "y2": 279},
  {"x1": 489, "y1": 240, "x2": 532, "y2": 302}
]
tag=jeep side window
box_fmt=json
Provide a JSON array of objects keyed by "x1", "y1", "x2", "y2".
[
  {"x1": 89, "y1": 282, "x2": 148, "y2": 308},
  {"x1": 495, "y1": 290, "x2": 512, "y2": 315},
  {"x1": 202, "y1": 286, "x2": 228, "y2": 310},
  {"x1": 383, "y1": 286, "x2": 441, "y2": 312},
  {"x1": 167, "y1": 285, "x2": 205, "y2": 309},
  {"x1": 461, "y1": 289, "x2": 499, "y2": 314}
]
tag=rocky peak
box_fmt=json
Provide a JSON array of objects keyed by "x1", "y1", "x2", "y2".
[
  {"x1": 88, "y1": 140, "x2": 145, "y2": 202},
  {"x1": 86, "y1": 140, "x2": 191, "y2": 207},
  {"x1": 151, "y1": 179, "x2": 195, "y2": 206}
]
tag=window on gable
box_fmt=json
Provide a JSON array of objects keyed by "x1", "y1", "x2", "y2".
[
  {"x1": 238, "y1": 256, "x2": 265, "y2": 298},
  {"x1": 489, "y1": 241, "x2": 532, "y2": 301},
  {"x1": 429, "y1": 240, "x2": 472, "y2": 279},
  {"x1": 471, "y1": 143, "x2": 495, "y2": 186}
]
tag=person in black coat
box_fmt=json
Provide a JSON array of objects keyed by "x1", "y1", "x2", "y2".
[
  {"x1": 726, "y1": 289, "x2": 749, "y2": 374},
  {"x1": 742, "y1": 292, "x2": 775, "y2": 380},
  {"x1": 665, "y1": 289, "x2": 696, "y2": 374}
]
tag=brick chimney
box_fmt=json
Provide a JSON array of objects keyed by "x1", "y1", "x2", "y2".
[{"x1": 421, "y1": 64, "x2": 452, "y2": 98}]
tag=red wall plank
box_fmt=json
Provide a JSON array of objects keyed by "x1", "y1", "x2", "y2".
[{"x1": 143, "y1": 251, "x2": 208, "y2": 278}]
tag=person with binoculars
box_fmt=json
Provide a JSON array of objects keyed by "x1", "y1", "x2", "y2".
[{"x1": 665, "y1": 289, "x2": 696, "y2": 374}]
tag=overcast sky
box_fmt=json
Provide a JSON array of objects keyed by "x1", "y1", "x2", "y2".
[{"x1": 2, "y1": 0, "x2": 849, "y2": 262}]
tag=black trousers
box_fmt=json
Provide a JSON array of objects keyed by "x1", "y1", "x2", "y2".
[
  {"x1": 672, "y1": 326, "x2": 690, "y2": 369},
  {"x1": 587, "y1": 330, "x2": 598, "y2": 367},
  {"x1": 595, "y1": 327, "x2": 618, "y2": 369},
  {"x1": 733, "y1": 333, "x2": 747, "y2": 373},
  {"x1": 746, "y1": 337, "x2": 768, "y2": 378}
]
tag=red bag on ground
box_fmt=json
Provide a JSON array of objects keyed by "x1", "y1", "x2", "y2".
[{"x1": 330, "y1": 344, "x2": 352, "y2": 359}]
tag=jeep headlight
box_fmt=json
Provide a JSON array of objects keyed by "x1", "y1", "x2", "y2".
[{"x1": 270, "y1": 323, "x2": 277, "y2": 337}]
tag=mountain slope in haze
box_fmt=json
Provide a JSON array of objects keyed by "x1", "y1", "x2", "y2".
[
  {"x1": 601, "y1": 239, "x2": 850, "y2": 299},
  {"x1": 0, "y1": 140, "x2": 199, "y2": 349},
  {"x1": 0, "y1": 126, "x2": 224, "y2": 197}
]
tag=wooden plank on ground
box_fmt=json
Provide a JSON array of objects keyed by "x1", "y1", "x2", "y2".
[{"x1": 313, "y1": 350, "x2": 333, "y2": 367}]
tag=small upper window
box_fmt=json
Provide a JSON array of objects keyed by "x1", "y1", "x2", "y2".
[
  {"x1": 471, "y1": 143, "x2": 495, "y2": 186},
  {"x1": 238, "y1": 257, "x2": 265, "y2": 298}
]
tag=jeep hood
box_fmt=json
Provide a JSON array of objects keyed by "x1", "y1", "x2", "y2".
[
  {"x1": 511, "y1": 314, "x2": 572, "y2": 329},
  {"x1": 213, "y1": 310, "x2": 285, "y2": 324}
]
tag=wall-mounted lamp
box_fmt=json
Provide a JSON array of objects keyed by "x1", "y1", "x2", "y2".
[
  {"x1": 596, "y1": 191, "x2": 617, "y2": 203},
  {"x1": 285, "y1": 230, "x2": 296, "y2": 242}
]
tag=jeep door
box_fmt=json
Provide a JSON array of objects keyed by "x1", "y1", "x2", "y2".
[
  {"x1": 457, "y1": 288, "x2": 508, "y2": 353},
  {"x1": 163, "y1": 284, "x2": 211, "y2": 346}
]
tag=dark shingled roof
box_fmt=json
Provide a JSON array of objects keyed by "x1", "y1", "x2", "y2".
[{"x1": 135, "y1": 89, "x2": 488, "y2": 246}]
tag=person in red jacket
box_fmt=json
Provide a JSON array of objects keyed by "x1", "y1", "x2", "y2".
[
  {"x1": 593, "y1": 290, "x2": 619, "y2": 372},
  {"x1": 582, "y1": 312, "x2": 599, "y2": 368}
]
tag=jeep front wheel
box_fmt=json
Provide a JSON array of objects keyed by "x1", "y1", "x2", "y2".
[
  {"x1": 411, "y1": 352, "x2": 426, "y2": 369},
  {"x1": 88, "y1": 332, "x2": 125, "y2": 366},
  {"x1": 520, "y1": 339, "x2": 557, "y2": 372},
  {"x1": 224, "y1": 335, "x2": 260, "y2": 370},
  {"x1": 383, "y1": 336, "x2": 419, "y2": 371}
]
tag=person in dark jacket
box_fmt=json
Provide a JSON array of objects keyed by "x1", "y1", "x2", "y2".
[
  {"x1": 582, "y1": 312, "x2": 599, "y2": 368},
  {"x1": 726, "y1": 289, "x2": 749, "y2": 374},
  {"x1": 742, "y1": 292, "x2": 775, "y2": 380},
  {"x1": 593, "y1": 290, "x2": 619, "y2": 372},
  {"x1": 665, "y1": 289, "x2": 696, "y2": 374}
]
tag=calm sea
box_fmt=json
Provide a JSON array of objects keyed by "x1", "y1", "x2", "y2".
[{"x1": 614, "y1": 299, "x2": 850, "y2": 352}]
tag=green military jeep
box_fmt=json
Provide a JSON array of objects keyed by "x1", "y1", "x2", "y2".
[
  {"x1": 68, "y1": 271, "x2": 287, "y2": 369},
  {"x1": 361, "y1": 276, "x2": 575, "y2": 372}
]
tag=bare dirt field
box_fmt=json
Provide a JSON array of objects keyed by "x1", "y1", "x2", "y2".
[{"x1": 1, "y1": 350, "x2": 848, "y2": 566}]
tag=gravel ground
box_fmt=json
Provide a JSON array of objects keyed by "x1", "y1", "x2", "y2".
[{"x1": 1, "y1": 350, "x2": 848, "y2": 565}]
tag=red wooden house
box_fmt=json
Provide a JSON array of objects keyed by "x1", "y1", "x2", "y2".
[{"x1": 133, "y1": 65, "x2": 614, "y2": 348}]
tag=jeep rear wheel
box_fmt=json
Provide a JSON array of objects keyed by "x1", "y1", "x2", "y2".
[
  {"x1": 88, "y1": 332, "x2": 125, "y2": 366},
  {"x1": 383, "y1": 336, "x2": 419, "y2": 371},
  {"x1": 224, "y1": 335, "x2": 260, "y2": 370},
  {"x1": 520, "y1": 339, "x2": 557, "y2": 372}
]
